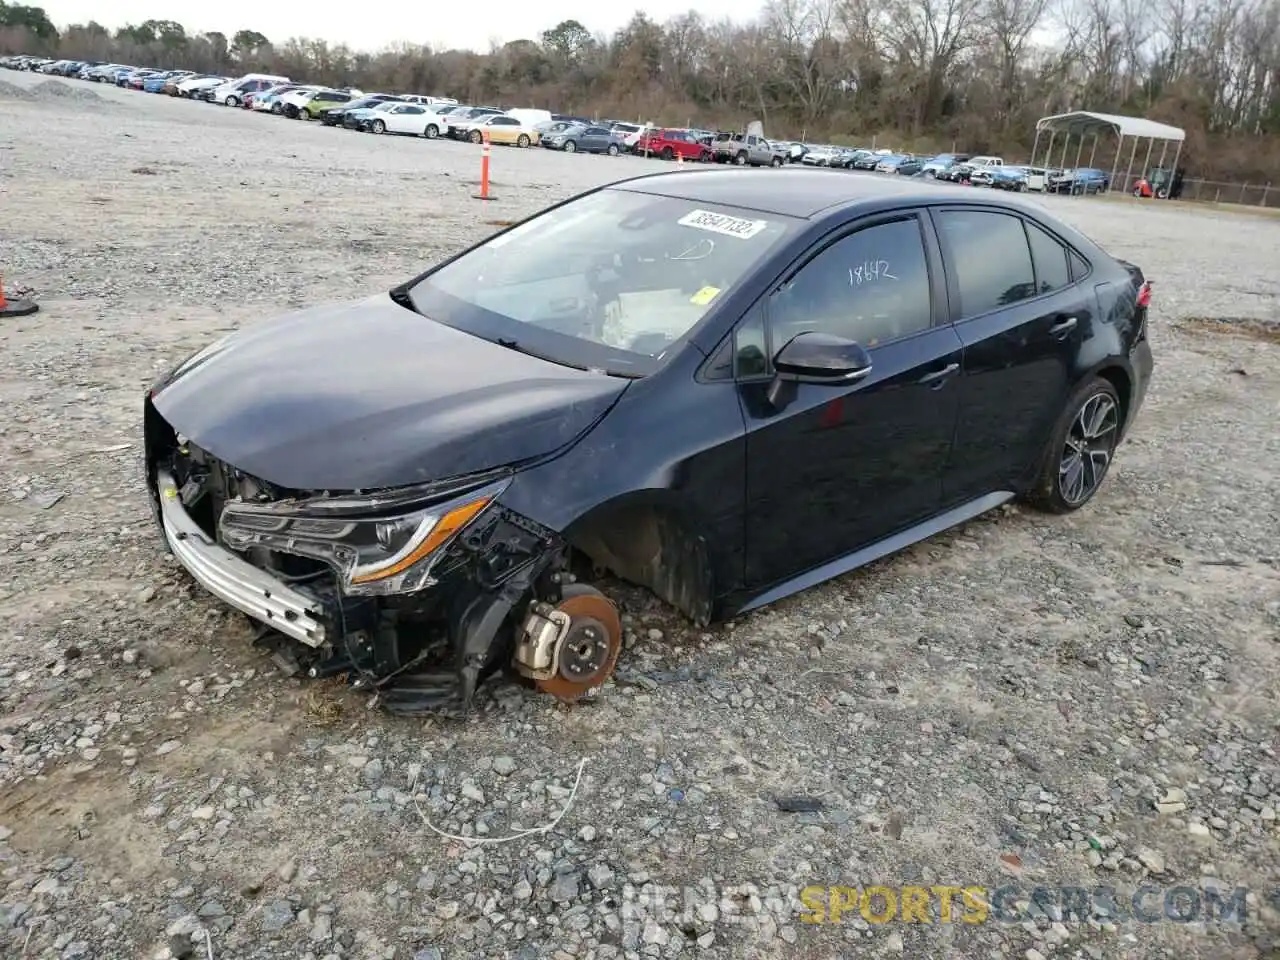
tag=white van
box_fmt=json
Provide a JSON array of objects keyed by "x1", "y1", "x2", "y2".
[
  {"x1": 505, "y1": 108, "x2": 553, "y2": 128},
  {"x1": 210, "y1": 73, "x2": 291, "y2": 107}
]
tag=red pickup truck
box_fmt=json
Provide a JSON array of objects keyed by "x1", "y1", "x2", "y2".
[{"x1": 633, "y1": 129, "x2": 710, "y2": 162}]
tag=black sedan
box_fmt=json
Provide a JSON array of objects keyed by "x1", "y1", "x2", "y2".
[
  {"x1": 320, "y1": 93, "x2": 401, "y2": 126},
  {"x1": 142, "y1": 170, "x2": 1154, "y2": 717}
]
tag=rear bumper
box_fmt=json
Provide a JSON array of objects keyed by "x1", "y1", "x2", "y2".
[
  {"x1": 155, "y1": 468, "x2": 327, "y2": 647},
  {"x1": 1125, "y1": 337, "x2": 1154, "y2": 439}
]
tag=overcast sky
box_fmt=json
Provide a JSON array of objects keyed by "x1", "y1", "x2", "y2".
[{"x1": 41, "y1": 1, "x2": 751, "y2": 53}]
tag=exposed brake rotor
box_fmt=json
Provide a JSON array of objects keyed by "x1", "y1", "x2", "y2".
[{"x1": 535, "y1": 585, "x2": 622, "y2": 703}]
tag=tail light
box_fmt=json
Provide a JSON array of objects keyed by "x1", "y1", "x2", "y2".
[{"x1": 1135, "y1": 281, "x2": 1151, "y2": 341}]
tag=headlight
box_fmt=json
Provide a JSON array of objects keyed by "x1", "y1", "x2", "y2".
[{"x1": 218, "y1": 477, "x2": 508, "y2": 596}]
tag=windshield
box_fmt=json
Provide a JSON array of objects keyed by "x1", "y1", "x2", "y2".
[{"x1": 405, "y1": 188, "x2": 798, "y2": 377}]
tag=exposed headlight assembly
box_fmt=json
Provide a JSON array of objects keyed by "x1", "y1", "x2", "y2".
[{"x1": 218, "y1": 477, "x2": 508, "y2": 596}]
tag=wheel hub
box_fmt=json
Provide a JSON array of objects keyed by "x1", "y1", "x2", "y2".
[
  {"x1": 556, "y1": 618, "x2": 611, "y2": 682},
  {"x1": 533, "y1": 589, "x2": 622, "y2": 703}
]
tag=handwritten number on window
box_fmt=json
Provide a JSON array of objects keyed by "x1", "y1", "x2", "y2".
[{"x1": 848, "y1": 260, "x2": 898, "y2": 286}]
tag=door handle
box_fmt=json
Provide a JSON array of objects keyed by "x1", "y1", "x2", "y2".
[
  {"x1": 917, "y1": 362, "x2": 960, "y2": 385},
  {"x1": 1049, "y1": 317, "x2": 1078, "y2": 339}
]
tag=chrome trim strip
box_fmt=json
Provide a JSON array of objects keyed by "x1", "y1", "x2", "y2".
[{"x1": 156, "y1": 469, "x2": 326, "y2": 647}]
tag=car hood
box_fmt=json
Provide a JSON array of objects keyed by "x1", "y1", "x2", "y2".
[{"x1": 150, "y1": 293, "x2": 630, "y2": 491}]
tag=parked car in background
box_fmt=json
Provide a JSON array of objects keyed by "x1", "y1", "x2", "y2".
[
  {"x1": 125, "y1": 69, "x2": 161, "y2": 89},
  {"x1": 318, "y1": 94, "x2": 402, "y2": 125},
  {"x1": 447, "y1": 106, "x2": 507, "y2": 140},
  {"x1": 506, "y1": 108, "x2": 553, "y2": 129},
  {"x1": 175, "y1": 75, "x2": 226, "y2": 99},
  {"x1": 542, "y1": 123, "x2": 624, "y2": 155},
  {"x1": 845, "y1": 150, "x2": 881, "y2": 170},
  {"x1": 896, "y1": 156, "x2": 928, "y2": 176},
  {"x1": 286, "y1": 88, "x2": 353, "y2": 120},
  {"x1": 461, "y1": 114, "x2": 541, "y2": 147},
  {"x1": 342, "y1": 100, "x2": 404, "y2": 132},
  {"x1": 162, "y1": 73, "x2": 205, "y2": 95},
  {"x1": 800, "y1": 145, "x2": 843, "y2": 166},
  {"x1": 921, "y1": 153, "x2": 970, "y2": 177},
  {"x1": 252, "y1": 83, "x2": 310, "y2": 112},
  {"x1": 366, "y1": 102, "x2": 453, "y2": 139},
  {"x1": 143, "y1": 71, "x2": 191, "y2": 93},
  {"x1": 399, "y1": 95, "x2": 457, "y2": 107},
  {"x1": 82, "y1": 63, "x2": 125, "y2": 81},
  {"x1": 939, "y1": 161, "x2": 977, "y2": 183},
  {"x1": 633, "y1": 128, "x2": 709, "y2": 161},
  {"x1": 710, "y1": 131, "x2": 782, "y2": 166},
  {"x1": 211, "y1": 74, "x2": 291, "y2": 107},
  {"x1": 609, "y1": 122, "x2": 643, "y2": 147},
  {"x1": 618, "y1": 124, "x2": 657, "y2": 152},
  {"x1": 990, "y1": 166, "x2": 1030, "y2": 191},
  {"x1": 1050, "y1": 168, "x2": 1111, "y2": 195},
  {"x1": 874, "y1": 154, "x2": 908, "y2": 173}
]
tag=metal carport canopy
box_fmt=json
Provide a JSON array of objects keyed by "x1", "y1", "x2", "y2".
[
  {"x1": 1031, "y1": 111, "x2": 1186, "y2": 196},
  {"x1": 1035, "y1": 111, "x2": 1185, "y2": 142}
]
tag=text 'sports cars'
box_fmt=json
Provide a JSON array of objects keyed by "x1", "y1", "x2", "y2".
[{"x1": 143, "y1": 169, "x2": 1154, "y2": 718}]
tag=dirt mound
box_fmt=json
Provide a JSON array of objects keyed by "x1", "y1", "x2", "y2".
[
  {"x1": 32, "y1": 79, "x2": 74, "y2": 97},
  {"x1": 30, "y1": 79, "x2": 104, "y2": 103},
  {"x1": 0, "y1": 79, "x2": 35, "y2": 100}
]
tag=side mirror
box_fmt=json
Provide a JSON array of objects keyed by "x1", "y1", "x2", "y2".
[{"x1": 772, "y1": 331, "x2": 873, "y2": 384}]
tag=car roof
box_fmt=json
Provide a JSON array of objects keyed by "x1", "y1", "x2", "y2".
[{"x1": 609, "y1": 167, "x2": 1047, "y2": 220}]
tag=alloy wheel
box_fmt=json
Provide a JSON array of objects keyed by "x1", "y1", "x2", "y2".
[{"x1": 1059, "y1": 393, "x2": 1118, "y2": 505}]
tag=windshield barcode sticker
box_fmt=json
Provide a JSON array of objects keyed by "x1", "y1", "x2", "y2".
[{"x1": 678, "y1": 209, "x2": 768, "y2": 240}]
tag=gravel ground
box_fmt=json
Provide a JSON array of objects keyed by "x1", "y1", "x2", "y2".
[{"x1": 1, "y1": 75, "x2": 1278, "y2": 960}]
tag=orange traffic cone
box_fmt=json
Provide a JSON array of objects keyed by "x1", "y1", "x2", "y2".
[{"x1": 0, "y1": 273, "x2": 38, "y2": 318}]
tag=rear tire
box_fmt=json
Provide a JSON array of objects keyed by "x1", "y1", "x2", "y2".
[
  {"x1": 734, "y1": 151, "x2": 748, "y2": 165},
  {"x1": 607, "y1": 143, "x2": 619, "y2": 156},
  {"x1": 661, "y1": 146, "x2": 674, "y2": 160},
  {"x1": 1027, "y1": 376, "x2": 1122, "y2": 514},
  {"x1": 424, "y1": 124, "x2": 438, "y2": 139},
  {"x1": 517, "y1": 134, "x2": 530, "y2": 147}
]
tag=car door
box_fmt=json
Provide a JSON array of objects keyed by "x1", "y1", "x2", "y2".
[
  {"x1": 583, "y1": 127, "x2": 609, "y2": 152},
  {"x1": 736, "y1": 212, "x2": 964, "y2": 591},
  {"x1": 390, "y1": 105, "x2": 424, "y2": 134},
  {"x1": 487, "y1": 118, "x2": 515, "y2": 145},
  {"x1": 931, "y1": 206, "x2": 1092, "y2": 504}
]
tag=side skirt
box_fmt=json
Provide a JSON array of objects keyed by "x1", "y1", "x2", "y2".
[{"x1": 732, "y1": 491, "x2": 1016, "y2": 617}]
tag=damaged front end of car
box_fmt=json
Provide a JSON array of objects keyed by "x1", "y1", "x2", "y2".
[{"x1": 142, "y1": 398, "x2": 623, "y2": 718}]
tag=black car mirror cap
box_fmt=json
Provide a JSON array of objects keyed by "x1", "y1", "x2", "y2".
[{"x1": 772, "y1": 331, "x2": 874, "y2": 385}]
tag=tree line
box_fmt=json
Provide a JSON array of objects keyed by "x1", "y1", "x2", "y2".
[{"x1": 3, "y1": 0, "x2": 1278, "y2": 182}]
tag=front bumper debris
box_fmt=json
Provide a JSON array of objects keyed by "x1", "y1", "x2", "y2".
[
  {"x1": 156, "y1": 469, "x2": 327, "y2": 647},
  {"x1": 144, "y1": 394, "x2": 626, "y2": 717}
]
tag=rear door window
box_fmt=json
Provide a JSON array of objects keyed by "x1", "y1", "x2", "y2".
[{"x1": 935, "y1": 210, "x2": 1037, "y2": 318}]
